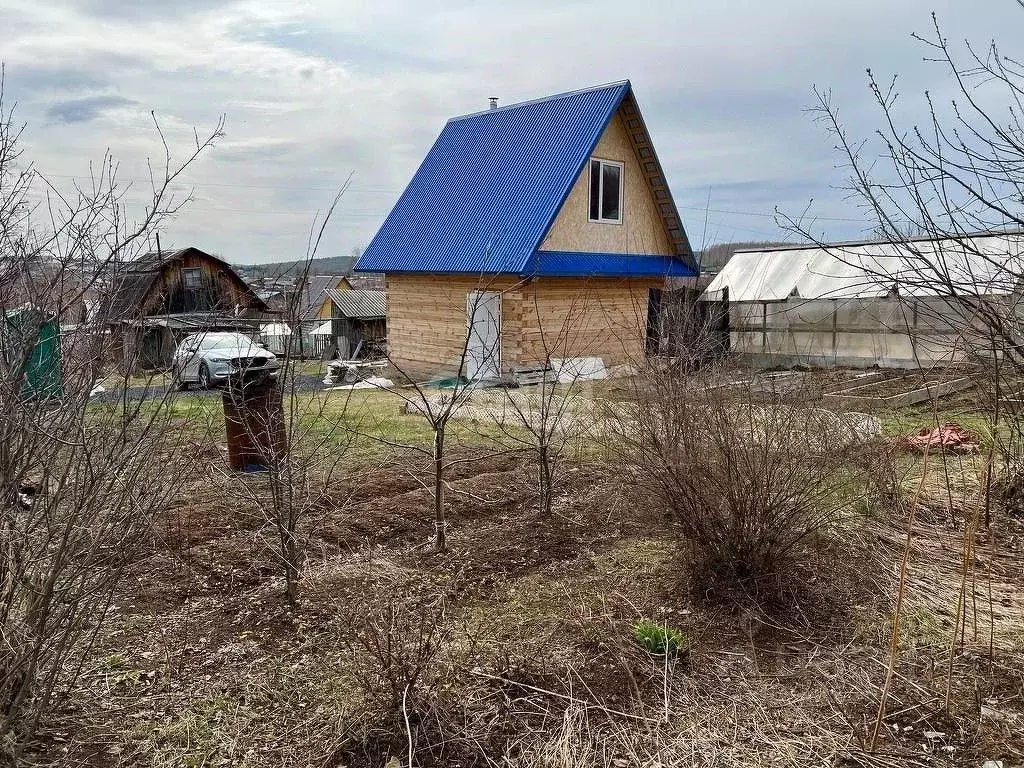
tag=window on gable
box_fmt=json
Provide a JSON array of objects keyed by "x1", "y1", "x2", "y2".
[
  {"x1": 183, "y1": 268, "x2": 203, "y2": 290},
  {"x1": 588, "y1": 158, "x2": 623, "y2": 223}
]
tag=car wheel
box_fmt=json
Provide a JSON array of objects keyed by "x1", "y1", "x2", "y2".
[
  {"x1": 172, "y1": 363, "x2": 190, "y2": 391},
  {"x1": 197, "y1": 363, "x2": 212, "y2": 390}
]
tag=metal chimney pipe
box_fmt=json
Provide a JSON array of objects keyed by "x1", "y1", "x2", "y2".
[{"x1": 488, "y1": 97, "x2": 498, "y2": 110}]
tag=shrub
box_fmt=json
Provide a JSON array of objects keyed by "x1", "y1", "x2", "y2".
[
  {"x1": 341, "y1": 591, "x2": 451, "y2": 712},
  {"x1": 620, "y1": 366, "x2": 864, "y2": 601},
  {"x1": 335, "y1": 587, "x2": 464, "y2": 765},
  {"x1": 633, "y1": 619, "x2": 688, "y2": 658}
]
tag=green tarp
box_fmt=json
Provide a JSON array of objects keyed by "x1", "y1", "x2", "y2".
[{"x1": 3, "y1": 309, "x2": 63, "y2": 399}]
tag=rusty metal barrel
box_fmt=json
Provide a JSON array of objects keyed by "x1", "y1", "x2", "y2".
[{"x1": 222, "y1": 378, "x2": 287, "y2": 471}]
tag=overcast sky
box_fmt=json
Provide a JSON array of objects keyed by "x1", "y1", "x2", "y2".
[{"x1": 2, "y1": 0, "x2": 1022, "y2": 264}]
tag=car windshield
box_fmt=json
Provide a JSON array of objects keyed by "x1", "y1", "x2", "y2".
[{"x1": 195, "y1": 333, "x2": 254, "y2": 350}]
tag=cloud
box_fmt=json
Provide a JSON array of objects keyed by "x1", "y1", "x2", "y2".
[
  {"x1": 45, "y1": 94, "x2": 134, "y2": 124},
  {"x1": 66, "y1": 0, "x2": 238, "y2": 21},
  {"x1": 4, "y1": 0, "x2": 1024, "y2": 258},
  {"x1": 214, "y1": 137, "x2": 300, "y2": 163},
  {"x1": 3, "y1": 65, "x2": 108, "y2": 95}
]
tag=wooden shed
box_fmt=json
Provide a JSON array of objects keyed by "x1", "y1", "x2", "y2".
[
  {"x1": 318, "y1": 288, "x2": 386, "y2": 359},
  {"x1": 259, "y1": 274, "x2": 352, "y2": 358},
  {"x1": 103, "y1": 247, "x2": 268, "y2": 371},
  {"x1": 354, "y1": 81, "x2": 696, "y2": 381}
]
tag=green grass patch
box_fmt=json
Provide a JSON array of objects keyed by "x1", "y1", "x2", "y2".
[{"x1": 633, "y1": 618, "x2": 688, "y2": 657}]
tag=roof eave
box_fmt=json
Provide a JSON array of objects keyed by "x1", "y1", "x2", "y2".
[{"x1": 523, "y1": 251, "x2": 697, "y2": 279}]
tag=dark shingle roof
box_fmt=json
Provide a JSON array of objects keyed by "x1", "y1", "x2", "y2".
[
  {"x1": 323, "y1": 288, "x2": 386, "y2": 319},
  {"x1": 104, "y1": 253, "x2": 171, "y2": 320}
]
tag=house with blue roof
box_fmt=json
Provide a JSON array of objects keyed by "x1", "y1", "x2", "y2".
[{"x1": 354, "y1": 80, "x2": 695, "y2": 380}]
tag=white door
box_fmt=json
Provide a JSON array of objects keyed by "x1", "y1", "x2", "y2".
[{"x1": 466, "y1": 291, "x2": 501, "y2": 379}]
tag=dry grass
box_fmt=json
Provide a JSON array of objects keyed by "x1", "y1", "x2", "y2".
[{"x1": 18, "y1": 384, "x2": 1024, "y2": 768}]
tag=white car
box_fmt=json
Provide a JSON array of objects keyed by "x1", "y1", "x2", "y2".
[{"x1": 171, "y1": 332, "x2": 279, "y2": 390}]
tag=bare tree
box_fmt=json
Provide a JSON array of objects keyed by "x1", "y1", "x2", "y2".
[
  {"x1": 0, "y1": 76, "x2": 222, "y2": 750},
  {"x1": 782, "y1": 13, "x2": 1024, "y2": 358},
  {"x1": 771, "y1": 17, "x2": 1024, "y2": 731},
  {"x1": 217, "y1": 185, "x2": 360, "y2": 605},
  {"x1": 781, "y1": 12, "x2": 1024, "y2": 518},
  {"x1": 487, "y1": 289, "x2": 593, "y2": 516},
  {"x1": 350, "y1": 274, "x2": 523, "y2": 552}
]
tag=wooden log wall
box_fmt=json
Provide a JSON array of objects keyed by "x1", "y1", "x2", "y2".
[
  {"x1": 519, "y1": 277, "x2": 659, "y2": 369},
  {"x1": 385, "y1": 274, "x2": 525, "y2": 380},
  {"x1": 386, "y1": 274, "x2": 660, "y2": 379}
]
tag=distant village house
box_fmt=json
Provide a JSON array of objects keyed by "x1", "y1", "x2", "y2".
[
  {"x1": 104, "y1": 247, "x2": 268, "y2": 371},
  {"x1": 315, "y1": 287, "x2": 386, "y2": 359}
]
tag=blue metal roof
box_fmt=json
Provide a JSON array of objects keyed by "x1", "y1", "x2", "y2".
[
  {"x1": 355, "y1": 81, "x2": 693, "y2": 277},
  {"x1": 528, "y1": 251, "x2": 695, "y2": 278}
]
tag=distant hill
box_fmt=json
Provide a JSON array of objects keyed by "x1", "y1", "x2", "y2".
[
  {"x1": 236, "y1": 241, "x2": 797, "y2": 279},
  {"x1": 237, "y1": 253, "x2": 361, "y2": 279}
]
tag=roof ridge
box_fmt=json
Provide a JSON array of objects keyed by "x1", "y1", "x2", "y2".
[
  {"x1": 448, "y1": 80, "x2": 630, "y2": 123},
  {"x1": 732, "y1": 228, "x2": 1024, "y2": 255},
  {"x1": 324, "y1": 287, "x2": 384, "y2": 295}
]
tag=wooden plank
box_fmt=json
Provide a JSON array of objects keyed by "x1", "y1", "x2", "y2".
[
  {"x1": 822, "y1": 376, "x2": 975, "y2": 408},
  {"x1": 820, "y1": 371, "x2": 891, "y2": 394},
  {"x1": 512, "y1": 364, "x2": 557, "y2": 386}
]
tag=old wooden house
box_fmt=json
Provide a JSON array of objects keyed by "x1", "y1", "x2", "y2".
[
  {"x1": 354, "y1": 81, "x2": 695, "y2": 380},
  {"x1": 104, "y1": 247, "x2": 268, "y2": 370}
]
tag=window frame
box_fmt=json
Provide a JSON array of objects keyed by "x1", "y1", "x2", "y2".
[
  {"x1": 182, "y1": 267, "x2": 203, "y2": 290},
  {"x1": 587, "y1": 157, "x2": 625, "y2": 225}
]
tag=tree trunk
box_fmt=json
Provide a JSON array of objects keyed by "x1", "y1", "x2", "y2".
[
  {"x1": 433, "y1": 428, "x2": 446, "y2": 551},
  {"x1": 285, "y1": 539, "x2": 300, "y2": 605},
  {"x1": 539, "y1": 444, "x2": 552, "y2": 516}
]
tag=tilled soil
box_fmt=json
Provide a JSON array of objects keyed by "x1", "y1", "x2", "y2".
[{"x1": 28, "y1": 449, "x2": 1024, "y2": 768}]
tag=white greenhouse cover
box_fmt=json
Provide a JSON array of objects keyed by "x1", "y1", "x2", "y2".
[
  {"x1": 260, "y1": 323, "x2": 293, "y2": 336},
  {"x1": 702, "y1": 233, "x2": 1024, "y2": 302},
  {"x1": 310, "y1": 321, "x2": 334, "y2": 336}
]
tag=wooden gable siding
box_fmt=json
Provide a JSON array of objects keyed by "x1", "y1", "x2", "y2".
[
  {"x1": 517, "y1": 278, "x2": 659, "y2": 369},
  {"x1": 386, "y1": 274, "x2": 525, "y2": 379},
  {"x1": 141, "y1": 252, "x2": 257, "y2": 316},
  {"x1": 317, "y1": 296, "x2": 333, "y2": 321},
  {"x1": 538, "y1": 108, "x2": 674, "y2": 256}
]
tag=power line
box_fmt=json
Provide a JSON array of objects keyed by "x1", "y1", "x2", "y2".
[
  {"x1": 28, "y1": 174, "x2": 868, "y2": 222},
  {"x1": 35, "y1": 172, "x2": 397, "y2": 195},
  {"x1": 677, "y1": 203, "x2": 864, "y2": 223},
  {"x1": 171, "y1": 205, "x2": 387, "y2": 217},
  {"x1": 22, "y1": 195, "x2": 391, "y2": 218},
  {"x1": 701, "y1": 219, "x2": 794, "y2": 240},
  {"x1": 33, "y1": 172, "x2": 868, "y2": 222}
]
